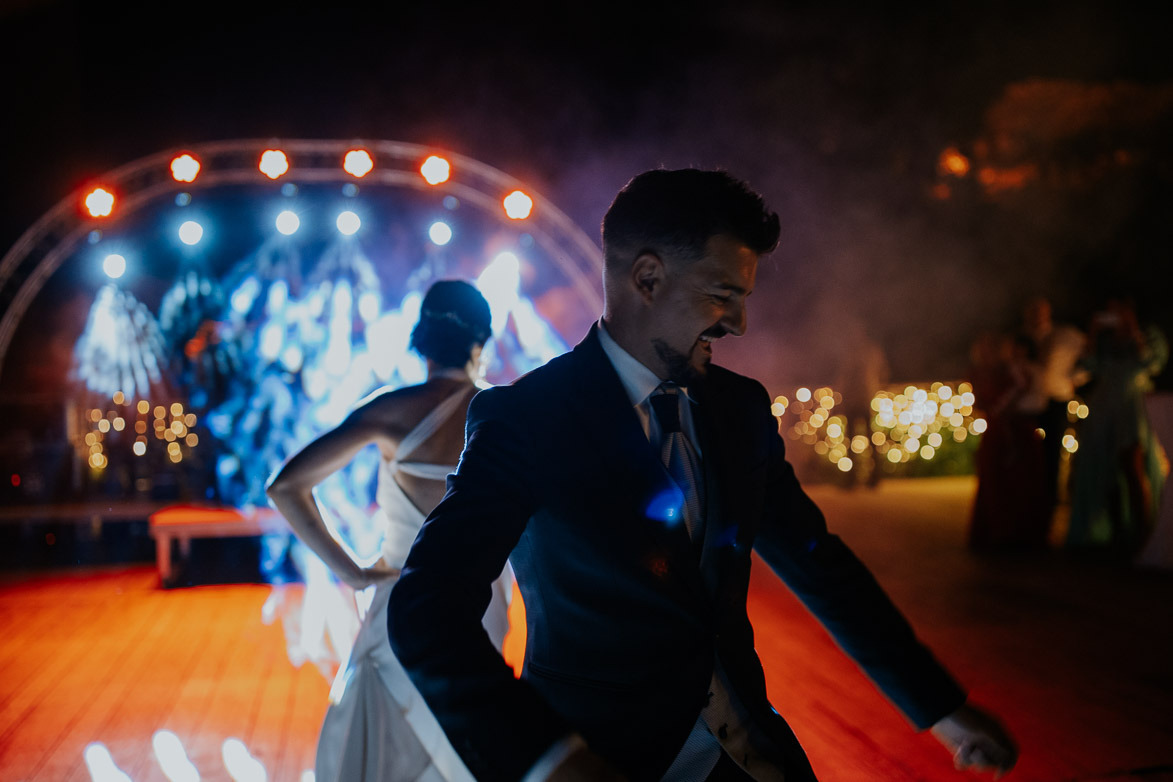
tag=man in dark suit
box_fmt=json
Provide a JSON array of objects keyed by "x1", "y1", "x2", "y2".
[{"x1": 389, "y1": 169, "x2": 1017, "y2": 781}]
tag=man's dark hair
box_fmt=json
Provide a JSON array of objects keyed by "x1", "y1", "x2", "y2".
[{"x1": 601, "y1": 169, "x2": 780, "y2": 269}]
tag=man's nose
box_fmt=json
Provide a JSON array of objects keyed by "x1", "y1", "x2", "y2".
[{"x1": 722, "y1": 300, "x2": 747, "y2": 337}]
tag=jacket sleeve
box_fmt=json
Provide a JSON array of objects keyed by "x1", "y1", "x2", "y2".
[
  {"x1": 746, "y1": 380, "x2": 967, "y2": 729},
  {"x1": 388, "y1": 387, "x2": 572, "y2": 782}
]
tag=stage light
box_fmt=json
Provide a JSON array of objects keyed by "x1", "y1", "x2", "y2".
[
  {"x1": 178, "y1": 220, "x2": 204, "y2": 246},
  {"x1": 276, "y1": 210, "x2": 300, "y2": 235},
  {"x1": 343, "y1": 149, "x2": 374, "y2": 178},
  {"x1": 83, "y1": 743, "x2": 132, "y2": 782},
  {"x1": 428, "y1": 221, "x2": 452, "y2": 245},
  {"x1": 222, "y1": 738, "x2": 268, "y2": 782},
  {"x1": 503, "y1": 190, "x2": 533, "y2": 219},
  {"x1": 152, "y1": 730, "x2": 199, "y2": 782},
  {"x1": 102, "y1": 254, "x2": 126, "y2": 279},
  {"x1": 259, "y1": 149, "x2": 289, "y2": 179},
  {"x1": 84, "y1": 187, "x2": 115, "y2": 218},
  {"x1": 420, "y1": 155, "x2": 451, "y2": 185},
  {"x1": 170, "y1": 153, "x2": 201, "y2": 183},
  {"x1": 336, "y1": 210, "x2": 360, "y2": 235}
]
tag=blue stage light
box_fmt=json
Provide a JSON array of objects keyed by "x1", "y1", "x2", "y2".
[
  {"x1": 275, "y1": 210, "x2": 300, "y2": 235},
  {"x1": 178, "y1": 220, "x2": 203, "y2": 246},
  {"x1": 428, "y1": 221, "x2": 453, "y2": 245},
  {"x1": 102, "y1": 253, "x2": 126, "y2": 279},
  {"x1": 336, "y1": 210, "x2": 360, "y2": 235}
]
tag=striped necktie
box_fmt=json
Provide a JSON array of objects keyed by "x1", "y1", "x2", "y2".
[{"x1": 650, "y1": 383, "x2": 704, "y2": 543}]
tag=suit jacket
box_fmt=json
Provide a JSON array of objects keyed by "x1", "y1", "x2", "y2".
[{"x1": 388, "y1": 327, "x2": 966, "y2": 781}]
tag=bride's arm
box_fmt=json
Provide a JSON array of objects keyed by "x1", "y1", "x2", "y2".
[{"x1": 266, "y1": 401, "x2": 400, "y2": 589}]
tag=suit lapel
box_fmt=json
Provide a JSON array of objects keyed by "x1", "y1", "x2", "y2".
[{"x1": 693, "y1": 378, "x2": 755, "y2": 595}]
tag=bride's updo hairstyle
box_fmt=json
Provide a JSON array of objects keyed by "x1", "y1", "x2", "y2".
[{"x1": 409, "y1": 280, "x2": 493, "y2": 369}]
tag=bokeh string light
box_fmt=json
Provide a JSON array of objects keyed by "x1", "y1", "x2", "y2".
[{"x1": 773, "y1": 381, "x2": 1085, "y2": 474}]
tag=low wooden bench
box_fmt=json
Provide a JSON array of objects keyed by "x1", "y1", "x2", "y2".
[{"x1": 148, "y1": 505, "x2": 285, "y2": 583}]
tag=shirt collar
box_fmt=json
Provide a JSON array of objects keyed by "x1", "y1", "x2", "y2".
[{"x1": 597, "y1": 320, "x2": 693, "y2": 407}]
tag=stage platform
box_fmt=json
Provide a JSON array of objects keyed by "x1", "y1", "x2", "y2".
[{"x1": 1, "y1": 477, "x2": 1170, "y2": 781}]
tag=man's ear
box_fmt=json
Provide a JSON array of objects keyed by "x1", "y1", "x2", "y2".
[{"x1": 630, "y1": 252, "x2": 665, "y2": 303}]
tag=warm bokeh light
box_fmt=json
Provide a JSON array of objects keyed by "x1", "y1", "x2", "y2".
[
  {"x1": 939, "y1": 147, "x2": 971, "y2": 177},
  {"x1": 420, "y1": 155, "x2": 451, "y2": 185},
  {"x1": 84, "y1": 187, "x2": 115, "y2": 218},
  {"x1": 503, "y1": 190, "x2": 534, "y2": 219},
  {"x1": 276, "y1": 210, "x2": 300, "y2": 235},
  {"x1": 343, "y1": 149, "x2": 374, "y2": 178},
  {"x1": 170, "y1": 153, "x2": 201, "y2": 183},
  {"x1": 336, "y1": 210, "x2": 361, "y2": 235},
  {"x1": 259, "y1": 149, "x2": 289, "y2": 179},
  {"x1": 428, "y1": 221, "x2": 453, "y2": 245},
  {"x1": 178, "y1": 220, "x2": 204, "y2": 246},
  {"x1": 102, "y1": 253, "x2": 126, "y2": 279}
]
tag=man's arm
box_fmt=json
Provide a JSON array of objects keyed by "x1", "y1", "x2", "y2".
[
  {"x1": 746, "y1": 382, "x2": 1016, "y2": 775},
  {"x1": 388, "y1": 388, "x2": 592, "y2": 782}
]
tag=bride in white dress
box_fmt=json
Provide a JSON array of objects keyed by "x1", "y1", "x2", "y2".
[{"x1": 267, "y1": 280, "x2": 510, "y2": 782}]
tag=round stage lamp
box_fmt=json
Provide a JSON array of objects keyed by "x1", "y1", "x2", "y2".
[
  {"x1": 102, "y1": 253, "x2": 126, "y2": 279},
  {"x1": 259, "y1": 149, "x2": 290, "y2": 180},
  {"x1": 178, "y1": 220, "x2": 204, "y2": 246},
  {"x1": 343, "y1": 149, "x2": 374, "y2": 178},
  {"x1": 170, "y1": 154, "x2": 201, "y2": 183},
  {"x1": 503, "y1": 190, "x2": 533, "y2": 220},
  {"x1": 84, "y1": 187, "x2": 115, "y2": 218},
  {"x1": 275, "y1": 210, "x2": 300, "y2": 235},
  {"x1": 428, "y1": 221, "x2": 453, "y2": 246},
  {"x1": 420, "y1": 155, "x2": 451, "y2": 185},
  {"x1": 336, "y1": 210, "x2": 361, "y2": 235}
]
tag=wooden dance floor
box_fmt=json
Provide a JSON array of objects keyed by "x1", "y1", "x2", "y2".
[{"x1": 1, "y1": 477, "x2": 1170, "y2": 781}]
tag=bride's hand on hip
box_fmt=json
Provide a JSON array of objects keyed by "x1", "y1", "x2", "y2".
[
  {"x1": 363, "y1": 557, "x2": 401, "y2": 585},
  {"x1": 343, "y1": 558, "x2": 401, "y2": 589}
]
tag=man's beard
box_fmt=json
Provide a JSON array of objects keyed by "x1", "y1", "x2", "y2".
[{"x1": 653, "y1": 338, "x2": 708, "y2": 386}]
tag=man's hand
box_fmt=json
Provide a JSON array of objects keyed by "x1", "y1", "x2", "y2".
[{"x1": 931, "y1": 703, "x2": 1018, "y2": 778}]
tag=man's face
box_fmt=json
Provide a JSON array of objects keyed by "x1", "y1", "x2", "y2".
[{"x1": 647, "y1": 235, "x2": 758, "y2": 385}]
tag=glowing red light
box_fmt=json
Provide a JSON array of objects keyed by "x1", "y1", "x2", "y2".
[
  {"x1": 259, "y1": 149, "x2": 290, "y2": 180},
  {"x1": 170, "y1": 153, "x2": 201, "y2": 183},
  {"x1": 10, "y1": 474, "x2": 19, "y2": 487},
  {"x1": 420, "y1": 155, "x2": 451, "y2": 185},
  {"x1": 343, "y1": 149, "x2": 374, "y2": 178},
  {"x1": 84, "y1": 187, "x2": 115, "y2": 218}
]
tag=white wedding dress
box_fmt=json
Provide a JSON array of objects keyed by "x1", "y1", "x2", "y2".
[{"x1": 315, "y1": 386, "x2": 513, "y2": 782}]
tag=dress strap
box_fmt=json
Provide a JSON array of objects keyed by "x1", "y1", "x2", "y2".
[{"x1": 395, "y1": 385, "x2": 476, "y2": 464}]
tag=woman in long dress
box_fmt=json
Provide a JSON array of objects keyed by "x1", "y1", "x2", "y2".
[{"x1": 267, "y1": 280, "x2": 510, "y2": 782}]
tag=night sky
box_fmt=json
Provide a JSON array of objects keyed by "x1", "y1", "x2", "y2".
[{"x1": 3, "y1": 0, "x2": 1171, "y2": 392}]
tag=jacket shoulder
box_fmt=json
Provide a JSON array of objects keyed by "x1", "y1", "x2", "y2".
[
  {"x1": 707, "y1": 364, "x2": 771, "y2": 405},
  {"x1": 469, "y1": 348, "x2": 580, "y2": 420}
]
